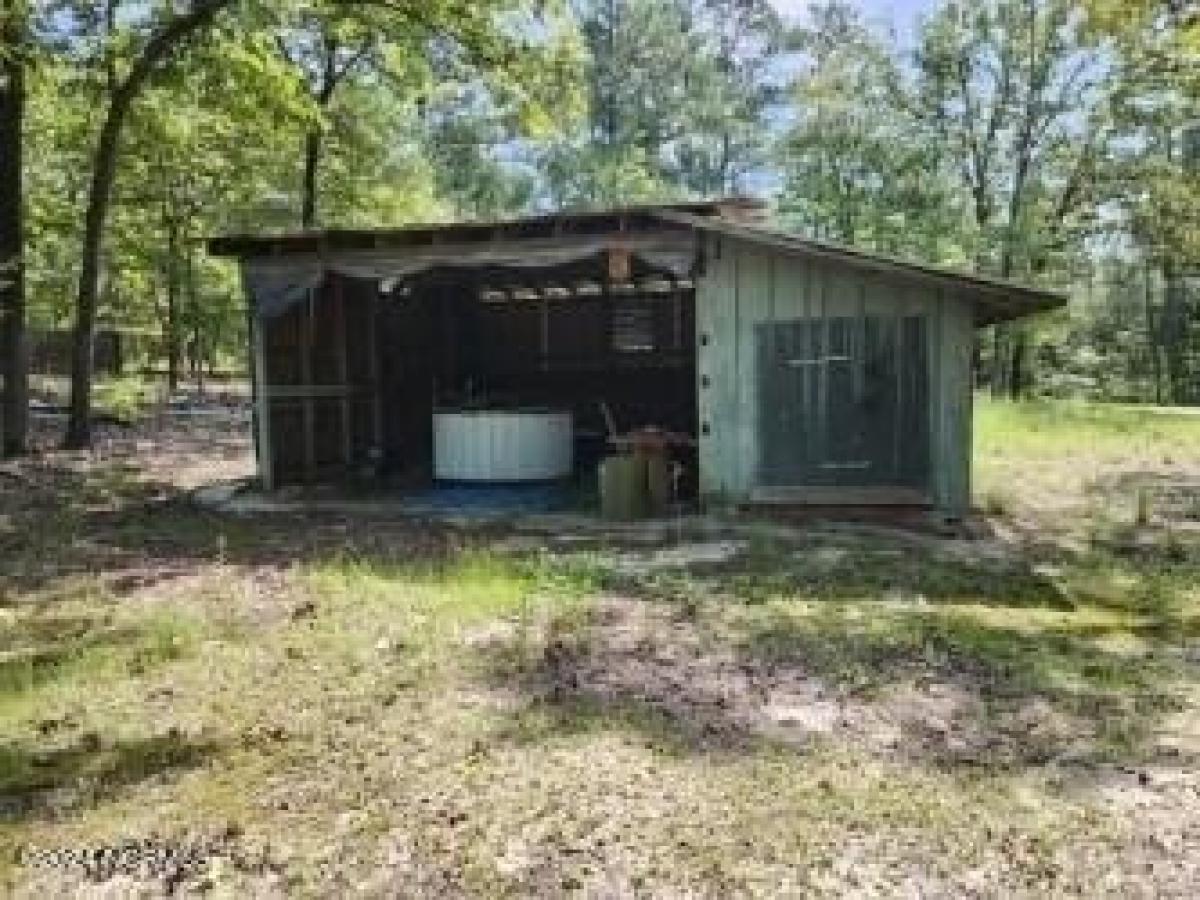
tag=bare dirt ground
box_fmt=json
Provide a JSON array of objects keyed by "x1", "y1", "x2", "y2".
[{"x1": 2, "y1": 402, "x2": 1199, "y2": 897}]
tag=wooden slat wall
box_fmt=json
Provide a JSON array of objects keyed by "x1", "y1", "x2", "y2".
[
  {"x1": 697, "y1": 234, "x2": 737, "y2": 499},
  {"x1": 364, "y1": 273, "x2": 699, "y2": 483},
  {"x1": 930, "y1": 292, "x2": 974, "y2": 514},
  {"x1": 696, "y1": 233, "x2": 975, "y2": 513},
  {"x1": 257, "y1": 275, "x2": 381, "y2": 487}
]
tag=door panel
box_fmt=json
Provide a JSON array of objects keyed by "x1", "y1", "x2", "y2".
[{"x1": 756, "y1": 314, "x2": 930, "y2": 490}]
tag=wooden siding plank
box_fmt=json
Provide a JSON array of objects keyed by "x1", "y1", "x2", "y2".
[
  {"x1": 928, "y1": 290, "x2": 946, "y2": 506},
  {"x1": 252, "y1": 316, "x2": 274, "y2": 491},
  {"x1": 938, "y1": 293, "x2": 974, "y2": 514},
  {"x1": 301, "y1": 290, "x2": 316, "y2": 483},
  {"x1": 735, "y1": 246, "x2": 770, "y2": 492},
  {"x1": 695, "y1": 234, "x2": 724, "y2": 498},
  {"x1": 333, "y1": 277, "x2": 353, "y2": 466},
  {"x1": 368, "y1": 286, "x2": 383, "y2": 457},
  {"x1": 816, "y1": 263, "x2": 831, "y2": 480},
  {"x1": 800, "y1": 258, "x2": 818, "y2": 475}
]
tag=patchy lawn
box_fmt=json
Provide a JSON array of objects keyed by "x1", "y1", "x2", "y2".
[{"x1": 1, "y1": 400, "x2": 1199, "y2": 896}]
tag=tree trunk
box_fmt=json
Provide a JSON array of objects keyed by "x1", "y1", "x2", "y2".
[
  {"x1": 990, "y1": 327, "x2": 1006, "y2": 398},
  {"x1": 64, "y1": 0, "x2": 231, "y2": 448},
  {"x1": 1146, "y1": 264, "x2": 1163, "y2": 404},
  {"x1": 1008, "y1": 326, "x2": 1028, "y2": 399},
  {"x1": 66, "y1": 100, "x2": 129, "y2": 448},
  {"x1": 1162, "y1": 260, "x2": 1188, "y2": 405},
  {"x1": 166, "y1": 257, "x2": 179, "y2": 392},
  {"x1": 302, "y1": 129, "x2": 321, "y2": 228},
  {"x1": 1, "y1": 0, "x2": 28, "y2": 457},
  {"x1": 185, "y1": 238, "x2": 204, "y2": 396},
  {"x1": 162, "y1": 206, "x2": 182, "y2": 392}
]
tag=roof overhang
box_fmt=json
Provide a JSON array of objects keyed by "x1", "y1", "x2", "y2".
[
  {"x1": 207, "y1": 200, "x2": 755, "y2": 259},
  {"x1": 209, "y1": 198, "x2": 1065, "y2": 327},
  {"x1": 225, "y1": 218, "x2": 704, "y2": 320}
]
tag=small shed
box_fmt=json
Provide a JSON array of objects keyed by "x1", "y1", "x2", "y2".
[{"x1": 209, "y1": 200, "x2": 1063, "y2": 515}]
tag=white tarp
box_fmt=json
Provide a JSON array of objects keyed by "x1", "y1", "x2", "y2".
[{"x1": 242, "y1": 231, "x2": 699, "y2": 319}]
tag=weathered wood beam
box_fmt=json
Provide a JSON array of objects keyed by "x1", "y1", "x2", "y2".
[
  {"x1": 301, "y1": 289, "x2": 316, "y2": 483},
  {"x1": 333, "y1": 276, "x2": 352, "y2": 466},
  {"x1": 252, "y1": 316, "x2": 274, "y2": 491}
]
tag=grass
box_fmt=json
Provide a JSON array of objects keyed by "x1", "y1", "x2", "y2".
[
  {"x1": 976, "y1": 396, "x2": 1200, "y2": 459},
  {"x1": 93, "y1": 375, "x2": 159, "y2": 422},
  {"x1": 31, "y1": 373, "x2": 159, "y2": 421},
  {"x1": 0, "y1": 608, "x2": 199, "y2": 712},
  {"x1": 1, "y1": 399, "x2": 1198, "y2": 894}
]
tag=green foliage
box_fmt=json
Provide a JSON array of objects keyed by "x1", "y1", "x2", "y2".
[
  {"x1": 777, "y1": 1, "x2": 973, "y2": 264},
  {"x1": 540, "y1": 0, "x2": 788, "y2": 206},
  {"x1": 19, "y1": 0, "x2": 571, "y2": 389},
  {"x1": 93, "y1": 373, "x2": 154, "y2": 421},
  {"x1": 775, "y1": 0, "x2": 1197, "y2": 403}
]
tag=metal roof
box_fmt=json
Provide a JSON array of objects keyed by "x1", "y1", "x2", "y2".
[
  {"x1": 207, "y1": 199, "x2": 754, "y2": 258},
  {"x1": 209, "y1": 198, "x2": 1066, "y2": 326},
  {"x1": 652, "y1": 210, "x2": 1067, "y2": 326}
]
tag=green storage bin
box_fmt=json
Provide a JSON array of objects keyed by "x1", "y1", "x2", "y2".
[{"x1": 599, "y1": 455, "x2": 648, "y2": 520}]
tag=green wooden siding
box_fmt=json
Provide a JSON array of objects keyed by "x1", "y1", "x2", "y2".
[{"x1": 696, "y1": 233, "x2": 974, "y2": 514}]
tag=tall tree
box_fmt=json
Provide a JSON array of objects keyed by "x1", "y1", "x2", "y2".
[
  {"x1": 778, "y1": 1, "x2": 969, "y2": 263},
  {"x1": 1090, "y1": 0, "x2": 1200, "y2": 402},
  {"x1": 674, "y1": 0, "x2": 789, "y2": 196},
  {"x1": 421, "y1": 82, "x2": 537, "y2": 218},
  {"x1": 275, "y1": 7, "x2": 379, "y2": 228},
  {"x1": 275, "y1": 0, "x2": 538, "y2": 228},
  {"x1": 0, "y1": 0, "x2": 28, "y2": 457},
  {"x1": 916, "y1": 0, "x2": 1109, "y2": 396},
  {"x1": 65, "y1": 0, "x2": 235, "y2": 448},
  {"x1": 548, "y1": 0, "x2": 787, "y2": 205}
]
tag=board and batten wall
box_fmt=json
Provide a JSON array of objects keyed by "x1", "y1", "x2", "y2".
[{"x1": 694, "y1": 232, "x2": 975, "y2": 514}]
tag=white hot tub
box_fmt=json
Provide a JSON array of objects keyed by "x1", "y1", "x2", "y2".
[{"x1": 433, "y1": 409, "x2": 573, "y2": 482}]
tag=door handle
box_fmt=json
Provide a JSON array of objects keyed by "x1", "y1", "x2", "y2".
[{"x1": 786, "y1": 355, "x2": 851, "y2": 368}]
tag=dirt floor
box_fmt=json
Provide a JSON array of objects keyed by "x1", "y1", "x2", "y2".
[{"x1": 2, "y1": 400, "x2": 1199, "y2": 897}]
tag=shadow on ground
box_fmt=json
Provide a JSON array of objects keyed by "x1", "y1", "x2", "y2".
[
  {"x1": 476, "y1": 555, "x2": 1195, "y2": 773},
  {"x1": 0, "y1": 732, "x2": 221, "y2": 823},
  {"x1": 1, "y1": 457, "x2": 484, "y2": 606},
  {"x1": 4, "y1": 442, "x2": 1198, "y2": 786}
]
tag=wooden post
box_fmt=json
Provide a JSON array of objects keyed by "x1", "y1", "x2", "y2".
[
  {"x1": 673, "y1": 286, "x2": 683, "y2": 351},
  {"x1": 368, "y1": 284, "x2": 383, "y2": 457},
  {"x1": 333, "y1": 276, "x2": 352, "y2": 467},
  {"x1": 816, "y1": 264, "x2": 829, "y2": 476},
  {"x1": 603, "y1": 285, "x2": 615, "y2": 374},
  {"x1": 301, "y1": 288, "x2": 316, "y2": 482},
  {"x1": 252, "y1": 315, "x2": 275, "y2": 491}
]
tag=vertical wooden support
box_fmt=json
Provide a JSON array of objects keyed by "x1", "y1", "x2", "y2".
[
  {"x1": 673, "y1": 286, "x2": 683, "y2": 351},
  {"x1": 301, "y1": 288, "x2": 316, "y2": 482},
  {"x1": 603, "y1": 285, "x2": 615, "y2": 374},
  {"x1": 928, "y1": 291, "x2": 943, "y2": 503},
  {"x1": 816, "y1": 264, "x2": 829, "y2": 470},
  {"x1": 943, "y1": 293, "x2": 973, "y2": 515},
  {"x1": 853, "y1": 276, "x2": 866, "y2": 409},
  {"x1": 802, "y1": 260, "x2": 817, "y2": 471},
  {"x1": 368, "y1": 284, "x2": 383, "y2": 458},
  {"x1": 730, "y1": 246, "x2": 745, "y2": 491},
  {"x1": 333, "y1": 276, "x2": 352, "y2": 467},
  {"x1": 252, "y1": 315, "x2": 275, "y2": 491},
  {"x1": 892, "y1": 296, "x2": 904, "y2": 478}
]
